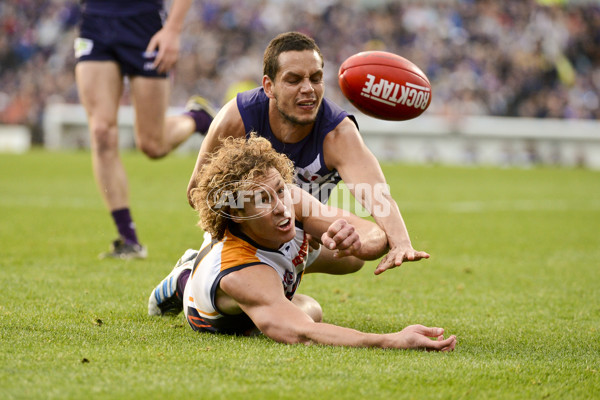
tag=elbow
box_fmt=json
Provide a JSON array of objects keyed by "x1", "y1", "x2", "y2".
[
  {"x1": 258, "y1": 321, "x2": 314, "y2": 346},
  {"x1": 357, "y1": 226, "x2": 389, "y2": 260}
]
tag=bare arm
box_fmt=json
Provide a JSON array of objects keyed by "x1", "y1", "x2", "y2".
[
  {"x1": 323, "y1": 118, "x2": 430, "y2": 274},
  {"x1": 291, "y1": 186, "x2": 387, "y2": 260},
  {"x1": 219, "y1": 264, "x2": 456, "y2": 350},
  {"x1": 145, "y1": 0, "x2": 192, "y2": 73},
  {"x1": 187, "y1": 98, "x2": 246, "y2": 207}
]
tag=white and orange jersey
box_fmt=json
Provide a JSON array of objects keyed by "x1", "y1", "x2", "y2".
[{"x1": 183, "y1": 223, "x2": 315, "y2": 335}]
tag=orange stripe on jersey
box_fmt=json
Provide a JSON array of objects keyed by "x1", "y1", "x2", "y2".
[
  {"x1": 189, "y1": 296, "x2": 221, "y2": 317},
  {"x1": 188, "y1": 314, "x2": 212, "y2": 329},
  {"x1": 196, "y1": 308, "x2": 220, "y2": 317},
  {"x1": 220, "y1": 230, "x2": 260, "y2": 272}
]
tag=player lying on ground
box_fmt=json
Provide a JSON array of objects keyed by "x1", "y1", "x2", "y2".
[{"x1": 149, "y1": 135, "x2": 456, "y2": 350}]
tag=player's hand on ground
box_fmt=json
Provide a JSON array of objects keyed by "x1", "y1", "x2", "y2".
[
  {"x1": 321, "y1": 219, "x2": 361, "y2": 258},
  {"x1": 393, "y1": 325, "x2": 456, "y2": 351},
  {"x1": 374, "y1": 242, "x2": 430, "y2": 275},
  {"x1": 146, "y1": 27, "x2": 181, "y2": 73}
]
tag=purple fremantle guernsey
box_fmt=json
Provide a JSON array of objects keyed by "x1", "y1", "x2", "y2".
[
  {"x1": 237, "y1": 87, "x2": 358, "y2": 203},
  {"x1": 82, "y1": 0, "x2": 163, "y2": 16}
]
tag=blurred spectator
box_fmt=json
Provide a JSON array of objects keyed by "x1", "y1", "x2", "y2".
[{"x1": 1, "y1": 0, "x2": 599, "y2": 144}]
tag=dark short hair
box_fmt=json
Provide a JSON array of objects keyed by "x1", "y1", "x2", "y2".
[{"x1": 263, "y1": 32, "x2": 324, "y2": 80}]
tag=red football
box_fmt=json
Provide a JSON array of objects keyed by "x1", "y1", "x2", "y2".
[{"x1": 338, "y1": 51, "x2": 432, "y2": 121}]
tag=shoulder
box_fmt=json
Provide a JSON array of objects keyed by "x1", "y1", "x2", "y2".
[
  {"x1": 237, "y1": 87, "x2": 267, "y2": 102},
  {"x1": 237, "y1": 87, "x2": 269, "y2": 111},
  {"x1": 218, "y1": 232, "x2": 263, "y2": 272},
  {"x1": 321, "y1": 97, "x2": 350, "y2": 118},
  {"x1": 217, "y1": 232, "x2": 285, "y2": 301},
  {"x1": 322, "y1": 117, "x2": 367, "y2": 170},
  {"x1": 203, "y1": 98, "x2": 245, "y2": 145},
  {"x1": 318, "y1": 97, "x2": 357, "y2": 133}
]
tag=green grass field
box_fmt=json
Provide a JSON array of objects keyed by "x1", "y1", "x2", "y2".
[{"x1": 1, "y1": 150, "x2": 599, "y2": 399}]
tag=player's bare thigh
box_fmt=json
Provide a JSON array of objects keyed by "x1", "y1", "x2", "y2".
[
  {"x1": 75, "y1": 61, "x2": 123, "y2": 123},
  {"x1": 129, "y1": 75, "x2": 169, "y2": 147}
]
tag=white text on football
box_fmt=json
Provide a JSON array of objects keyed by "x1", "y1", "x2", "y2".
[{"x1": 361, "y1": 74, "x2": 430, "y2": 110}]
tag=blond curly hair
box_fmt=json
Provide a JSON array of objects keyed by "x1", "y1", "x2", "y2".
[{"x1": 190, "y1": 134, "x2": 295, "y2": 240}]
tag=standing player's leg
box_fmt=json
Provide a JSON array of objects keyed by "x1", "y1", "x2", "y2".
[
  {"x1": 130, "y1": 77, "x2": 216, "y2": 159},
  {"x1": 180, "y1": 95, "x2": 217, "y2": 135},
  {"x1": 130, "y1": 76, "x2": 174, "y2": 158},
  {"x1": 75, "y1": 61, "x2": 146, "y2": 259}
]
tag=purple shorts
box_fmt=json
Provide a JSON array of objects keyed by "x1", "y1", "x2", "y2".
[{"x1": 74, "y1": 11, "x2": 167, "y2": 78}]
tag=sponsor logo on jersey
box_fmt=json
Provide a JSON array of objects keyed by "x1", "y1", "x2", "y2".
[
  {"x1": 291, "y1": 233, "x2": 308, "y2": 267},
  {"x1": 74, "y1": 38, "x2": 93, "y2": 58},
  {"x1": 361, "y1": 74, "x2": 430, "y2": 110}
]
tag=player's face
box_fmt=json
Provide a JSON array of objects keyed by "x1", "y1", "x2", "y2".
[
  {"x1": 268, "y1": 50, "x2": 324, "y2": 126},
  {"x1": 237, "y1": 168, "x2": 296, "y2": 249}
]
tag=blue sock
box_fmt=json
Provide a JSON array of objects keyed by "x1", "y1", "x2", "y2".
[{"x1": 111, "y1": 208, "x2": 139, "y2": 245}]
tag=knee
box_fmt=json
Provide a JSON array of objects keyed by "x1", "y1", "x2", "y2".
[
  {"x1": 294, "y1": 294, "x2": 323, "y2": 323},
  {"x1": 90, "y1": 121, "x2": 118, "y2": 155},
  {"x1": 139, "y1": 139, "x2": 168, "y2": 159},
  {"x1": 307, "y1": 302, "x2": 323, "y2": 323}
]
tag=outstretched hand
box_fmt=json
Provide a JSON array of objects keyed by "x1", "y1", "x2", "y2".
[
  {"x1": 320, "y1": 219, "x2": 361, "y2": 258},
  {"x1": 395, "y1": 325, "x2": 456, "y2": 352},
  {"x1": 374, "y1": 243, "x2": 430, "y2": 275}
]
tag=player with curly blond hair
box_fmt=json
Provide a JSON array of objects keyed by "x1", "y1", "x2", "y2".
[
  {"x1": 190, "y1": 134, "x2": 294, "y2": 241},
  {"x1": 148, "y1": 135, "x2": 456, "y2": 351}
]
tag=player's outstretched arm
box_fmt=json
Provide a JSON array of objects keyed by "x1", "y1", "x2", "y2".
[
  {"x1": 323, "y1": 118, "x2": 430, "y2": 274},
  {"x1": 219, "y1": 264, "x2": 456, "y2": 350}
]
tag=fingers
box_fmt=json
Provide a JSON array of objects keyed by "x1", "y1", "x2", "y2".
[
  {"x1": 397, "y1": 325, "x2": 457, "y2": 351},
  {"x1": 416, "y1": 325, "x2": 444, "y2": 337},
  {"x1": 428, "y1": 335, "x2": 457, "y2": 352},
  {"x1": 145, "y1": 34, "x2": 166, "y2": 73},
  {"x1": 405, "y1": 250, "x2": 430, "y2": 262},
  {"x1": 145, "y1": 35, "x2": 158, "y2": 55},
  {"x1": 146, "y1": 31, "x2": 179, "y2": 73},
  {"x1": 374, "y1": 254, "x2": 393, "y2": 275},
  {"x1": 154, "y1": 44, "x2": 171, "y2": 73},
  {"x1": 321, "y1": 219, "x2": 361, "y2": 256},
  {"x1": 373, "y1": 248, "x2": 430, "y2": 275},
  {"x1": 400, "y1": 250, "x2": 430, "y2": 263},
  {"x1": 415, "y1": 325, "x2": 456, "y2": 352}
]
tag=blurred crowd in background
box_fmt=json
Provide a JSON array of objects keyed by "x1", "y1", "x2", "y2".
[{"x1": 1, "y1": 0, "x2": 599, "y2": 143}]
